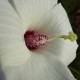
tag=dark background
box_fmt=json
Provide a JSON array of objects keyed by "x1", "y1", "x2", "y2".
[{"x1": 58, "y1": 0, "x2": 80, "y2": 80}]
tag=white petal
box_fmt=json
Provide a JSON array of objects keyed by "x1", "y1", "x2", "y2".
[
  {"x1": 0, "y1": 1, "x2": 30, "y2": 67},
  {"x1": 9, "y1": 0, "x2": 58, "y2": 33},
  {"x1": 36, "y1": 3, "x2": 72, "y2": 36},
  {"x1": 2, "y1": 51, "x2": 76, "y2": 80},
  {"x1": 43, "y1": 40, "x2": 78, "y2": 66},
  {"x1": 38, "y1": 3, "x2": 78, "y2": 65}
]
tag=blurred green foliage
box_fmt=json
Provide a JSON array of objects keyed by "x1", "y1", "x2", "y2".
[{"x1": 58, "y1": 0, "x2": 80, "y2": 80}]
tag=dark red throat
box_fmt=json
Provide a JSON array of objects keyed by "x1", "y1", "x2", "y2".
[{"x1": 24, "y1": 31, "x2": 48, "y2": 50}]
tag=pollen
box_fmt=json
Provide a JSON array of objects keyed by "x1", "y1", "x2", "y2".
[{"x1": 24, "y1": 31, "x2": 48, "y2": 50}]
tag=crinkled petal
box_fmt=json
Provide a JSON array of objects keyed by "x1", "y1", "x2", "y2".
[
  {"x1": 1, "y1": 51, "x2": 76, "y2": 80},
  {"x1": 0, "y1": 0, "x2": 30, "y2": 67},
  {"x1": 37, "y1": 3, "x2": 78, "y2": 65},
  {"x1": 9, "y1": 0, "x2": 58, "y2": 33}
]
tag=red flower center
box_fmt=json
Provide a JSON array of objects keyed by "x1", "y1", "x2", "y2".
[{"x1": 24, "y1": 31, "x2": 48, "y2": 50}]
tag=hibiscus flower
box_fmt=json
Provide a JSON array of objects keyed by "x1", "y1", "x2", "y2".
[{"x1": 0, "y1": 0, "x2": 78, "y2": 80}]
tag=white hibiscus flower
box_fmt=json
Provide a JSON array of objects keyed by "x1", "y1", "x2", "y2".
[{"x1": 0, "y1": 0, "x2": 78, "y2": 80}]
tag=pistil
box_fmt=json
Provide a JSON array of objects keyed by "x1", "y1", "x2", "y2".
[
  {"x1": 46, "y1": 32, "x2": 77, "y2": 42},
  {"x1": 24, "y1": 31, "x2": 77, "y2": 50}
]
